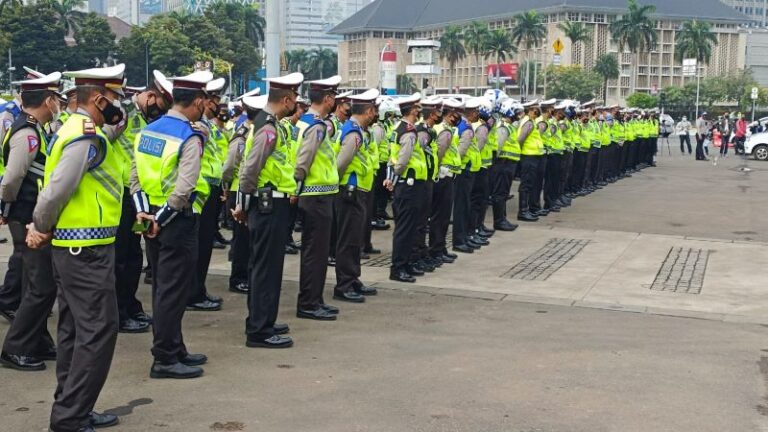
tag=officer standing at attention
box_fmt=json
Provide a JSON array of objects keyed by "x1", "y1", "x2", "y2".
[
  {"x1": 452, "y1": 98, "x2": 482, "y2": 252},
  {"x1": 294, "y1": 75, "x2": 342, "y2": 321},
  {"x1": 280, "y1": 96, "x2": 307, "y2": 255},
  {"x1": 232, "y1": 72, "x2": 303, "y2": 348},
  {"x1": 187, "y1": 77, "x2": 228, "y2": 312},
  {"x1": 222, "y1": 95, "x2": 265, "y2": 295},
  {"x1": 327, "y1": 90, "x2": 351, "y2": 266},
  {"x1": 132, "y1": 70, "x2": 213, "y2": 380},
  {"x1": 0, "y1": 71, "x2": 62, "y2": 372},
  {"x1": 26, "y1": 64, "x2": 127, "y2": 432},
  {"x1": 113, "y1": 70, "x2": 173, "y2": 334},
  {"x1": 492, "y1": 99, "x2": 522, "y2": 231},
  {"x1": 387, "y1": 93, "x2": 425, "y2": 283},
  {"x1": 517, "y1": 101, "x2": 544, "y2": 222},
  {"x1": 333, "y1": 89, "x2": 380, "y2": 302}
]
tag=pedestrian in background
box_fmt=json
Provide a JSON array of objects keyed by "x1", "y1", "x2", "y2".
[
  {"x1": 676, "y1": 116, "x2": 692, "y2": 155},
  {"x1": 695, "y1": 112, "x2": 709, "y2": 161}
]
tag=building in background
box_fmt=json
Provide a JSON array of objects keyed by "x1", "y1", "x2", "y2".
[
  {"x1": 88, "y1": 0, "x2": 108, "y2": 14},
  {"x1": 332, "y1": 0, "x2": 746, "y2": 104},
  {"x1": 719, "y1": 0, "x2": 767, "y2": 26},
  {"x1": 281, "y1": 0, "x2": 372, "y2": 51},
  {"x1": 183, "y1": 0, "x2": 262, "y2": 14}
]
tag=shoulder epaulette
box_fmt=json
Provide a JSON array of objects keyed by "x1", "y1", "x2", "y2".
[{"x1": 83, "y1": 118, "x2": 96, "y2": 135}]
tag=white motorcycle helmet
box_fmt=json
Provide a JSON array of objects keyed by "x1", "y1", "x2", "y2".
[{"x1": 377, "y1": 96, "x2": 399, "y2": 121}]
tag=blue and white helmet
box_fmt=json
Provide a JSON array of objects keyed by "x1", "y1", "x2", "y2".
[
  {"x1": 499, "y1": 99, "x2": 523, "y2": 118},
  {"x1": 484, "y1": 89, "x2": 509, "y2": 112},
  {"x1": 476, "y1": 97, "x2": 495, "y2": 120}
]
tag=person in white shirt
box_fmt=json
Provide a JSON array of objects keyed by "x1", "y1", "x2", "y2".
[{"x1": 676, "y1": 116, "x2": 692, "y2": 155}]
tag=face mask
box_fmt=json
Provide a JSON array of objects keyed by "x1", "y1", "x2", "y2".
[
  {"x1": 48, "y1": 98, "x2": 61, "y2": 122},
  {"x1": 285, "y1": 99, "x2": 298, "y2": 118},
  {"x1": 144, "y1": 101, "x2": 163, "y2": 122},
  {"x1": 218, "y1": 112, "x2": 230, "y2": 122},
  {"x1": 100, "y1": 96, "x2": 124, "y2": 125}
]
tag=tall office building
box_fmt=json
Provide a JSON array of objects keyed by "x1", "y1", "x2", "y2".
[
  {"x1": 88, "y1": 0, "x2": 108, "y2": 14},
  {"x1": 281, "y1": 0, "x2": 371, "y2": 51},
  {"x1": 183, "y1": 0, "x2": 262, "y2": 14}
]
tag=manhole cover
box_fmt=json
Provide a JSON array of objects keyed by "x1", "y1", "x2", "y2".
[
  {"x1": 501, "y1": 238, "x2": 590, "y2": 281},
  {"x1": 650, "y1": 247, "x2": 710, "y2": 294}
]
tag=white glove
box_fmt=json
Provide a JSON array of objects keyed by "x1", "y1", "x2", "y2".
[{"x1": 438, "y1": 166, "x2": 450, "y2": 179}]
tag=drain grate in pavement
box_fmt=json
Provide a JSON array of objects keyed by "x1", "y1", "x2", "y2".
[
  {"x1": 501, "y1": 238, "x2": 591, "y2": 280},
  {"x1": 650, "y1": 247, "x2": 710, "y2": 294}
]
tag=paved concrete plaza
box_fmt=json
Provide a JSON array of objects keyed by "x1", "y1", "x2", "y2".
[{"x1": 1, "y1": 152, "x2": 768, "y2": 431}]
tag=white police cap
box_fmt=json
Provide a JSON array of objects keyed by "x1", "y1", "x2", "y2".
[
  {"x1": 349, "y1": 89, "x2": 380, "y2": 105},
  {"x1": 266, "y1": 72, "x2": 303, "y2": 93},
  {"x1": 307, "y1": 75, "x2": 341, "y2": 92},
  {"x1": 152, "y1": 70, "x2": 173, "y2": 101},
  {"x1": 242, "y1": 94, "x2": 268, "y2": 111},
  {"x1": 169, "y1": 70, "x2": 213, "y2": 92},
  {"x1": 64, "y1": 63, "x2": 126, "y2": 96},
  {"x1": 12, "y1": 71, "x2": 62, "y2": 93},
  {"x1": 238, "y1": 87, "x2": 261, "y2": 100},
  {"x1": 205, "y1": 77, "x2": 227, "y2": 95}
]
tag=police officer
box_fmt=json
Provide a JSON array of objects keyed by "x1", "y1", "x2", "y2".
[
  {"x1": 429, "y1": 98, "x2": 462, "y2": 261},
  {"x1": 517, "y1": 101, "x2": 544, "y2": 222},
  {"x1": 371, "y1": 98, "x2": 395, "y2": 229},
  {"x1": 232, "y1": 72, "x2": 303, "y2": 348},
  {"x1": 0, "y1": 71, "x2": 61, "y2": 372},
  {"x1": 327, "y1": 91, "x2": 351, "y2": 266},
  {"x1": 387, "y1": 93, "x2": 426, "y2": 283},
  {"x1": 470, "y1": 98, "x2": 494, "y2": 240},
  {"x1": 333, "y1": 88, "x2": 380, "y2": 302},
  {"x1": 113, "y1": 70, "x2": 173, "y2": 333},
  {"x1": 27, "y1": 63, "x2": 127, "y2": 432},
  {"x1": 294, "y1": 75, "x2": 341, "y2": 320},
  {"x1": 543, "y1": 100, "x2": 567, "y2": 212},
  {"x1": 531, "y1": 99, "x2": 554, "y2": 216},
  {"x1": 187, "y1": 77, "x2": 228, "y2": 312},
  {"x1": 492, "y1": 99, "x2": 522, "y2": 230},
  {"x1": 452, "y1": 98, "x2": 482, "y2": 252},
  {"x1": 132, "y1": 70, "x2": 213, "y2": 379},
  {"x1": 222, "y1": 96, "x2": 264, "y2": 294},
  {"x1": 280, "y1": 96, "x2": 308, "y2": 255}
]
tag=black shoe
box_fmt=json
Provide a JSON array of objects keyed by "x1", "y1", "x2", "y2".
[
  {"x1": 494, "y1": 220, "x2": 518, "y2": 231},
  {"x1": 212, "y1": 240, "x2": 226, "y2": 250},
  {"x1": 246, "y1": 335, "x2": 294, "y2": 348},
  {"x1": 296, "y1": 307, "x2": 338, "y2": 321},
  {"x1": 354, "y1": 285, "x2": 378, "y2": 296},
  {"x1": 389, "y1": 270, "x2": 416, "y2": 283},
  {"x1": 150, "y1": 361, "x2": 203, "y2": 379},
  {"x1": 214, "y1": 231, "x2": 231, "y2": 245},
  {"x1": 444, "y1": 252, "x2": 458, "y2": 259},
  {"x1": 285, "y1": 245, "x2": 298, "y2": 255},
  {"x1": 363, "y1": 246, "x2": 381, "y2": 254},
  {"x1": 372, "y1": 218, "x2": 391, "y2": 230},
  {"x1": 466, "y1": 240, "x2": 483, "y2": 249},
  {"x1": 274, "y1": 322, "x2": 290, "y2": 335},
  {"x1": 35, "y1": 347, "x2": 57, "y2": 361},
  {"x1": 416, "y1": 260, "x2": 435, "y2": 273},
  {"x1": 132, "y1": 311, "x2": 152, "y2": 324},
  {"x1": 378, "y1": 212, "x2": 393, "y2": 220},
  {"x1": 180, "y1": 353, "x2": 208, "y2": 366},
  {"x1": 440, "y1": 254, "x2": 457, "y2": 263},
  {"x1": 119, "y1": 318, "x2": 150, "y2": 334},
  {"x1": 535, "y1": 209, "x2": 549, "y2": 217},
  {"x1": 90, "y1": 411, "x2": 119, "y2": 428},
  {"x1": 452, "y1": 244, "x2": 474, "y2": 254},
  {"x1": 320, "y1": 304, "x2": 339, "y2": 314},
  {"x1": 206, "y1": 293, "x2": 223, "y2": 303},
  {"x1": 328, "y1": 256, "x2": 336, "y2": 267},
  {"x1": 186, "y1": 300, "x2": 222, "y2": 312},
  {"x1": 0, "y1": 351, "x2": 45, "y2": 371},
  {"x1": 469, "y1": 235, "x2": 489, "y2": 246},
  {"x1": 0, "y1": 309, "x2": 16, "y2": 323},
  {"x1": 407, "y1": 264, "x2": 425, "y2": 276},
  {"x1": 479, "y1": 226, "x2": 495, "y2": 237},
  {"x1": 229, "y1": 283, "x2": 249, "y2": 294},
  {"x1": 333, "y1": 290, "x2": 366, "y2": 303},
  {"x1": 424, "y1": 256, "x2": 443, "y2": 268},
  {"x1": 544, "y1": 206, "x2": 561, "y2": 213},
  {"x1": 294, "y1": 222, "x2": 303, "y2": 232},
  {"x1": 517, "y1": 212, "x2": 539, "y2": 222},
  {"x1": 360, "y1": 251, "x2": 370, "y2": 260}
]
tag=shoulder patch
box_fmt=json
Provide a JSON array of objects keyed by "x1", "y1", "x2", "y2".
[
  {"x1": 87, "y1": 144, "x2": 98, "y2": 163},
  {"x1": 3, "y1": 119, "x2": 11, "y2": 130},
  {"x1": 27, "y1": 135, "x2": 39, "y2": 153},
  {"x1": 83, "y1": 119, "x2": 96, "y2": 135},
  {"x1": 26, "y1": 114, "x2": 37, "y2": 125}
]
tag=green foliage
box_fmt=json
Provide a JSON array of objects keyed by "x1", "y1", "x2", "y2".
[
  {"x1": 546, "y1": 65, "x2": 601, "y2": 101},
  {"x1": 610, "y1": 0, "x2": 658, "y2": 54},
  {"x1": 510, "y1": 11, "x2": 546, "y2": 49},
  {"x1": 484, "y1": 29, "x2": 516, "y2": 89},
  {"x1": 68, "y1": 13, "x2": 116, "y2": 69},
  {"x1": 558, "y1": 21, "x2": 592, "y2": 46},
  {"x1": 397, "y1": 74, "x2": 416, "y2": 94},
  {"x1": 626, "y1": 92, "x2": 659, "y2": 108},
  {"x1": 43, "y1": 0, "x2": 86, "y2": 37},
  {"x1": 594, "y1": 53, "x2": 620, "y2": 82},
  {"x1": 675, "y1": 20, "x2": 717, "y2": 64},
  {"x1": 0, "y1": 2, "x2": 68, "y2": 77},
  {"x1": 282, "y1": 48, "x2": 337, "y2": 81},
  {"x1": 439, "y1": 25, "x2": 466, "y2": 89}
]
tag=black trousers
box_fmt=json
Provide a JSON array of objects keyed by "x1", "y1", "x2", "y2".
[
  {"x1": 452, "y1": 169, "x2": 474, "y2": 246},
  {"x1": 192, "y1": 185, "x2": 221, "y2": 304},
  {"x1": 470, "y1": 168, "x2": 489, "y2": 231},
  {"x1": 544, "y1": 153, "x2": 562, "y2": 207},
  {"x1": 560, "y1": 152, "x2": 573, "y2": 195},
  {"x1": 391, "y1": 180, "x2": 425, "y2": 272},
  {"x1": 0, "y1": 231, "x2": 23, "y2": 311},
  {"x1": 530, "y1": 155, "x2": 546, "y2": 211},
  {"x1": 587, "y1": 148, "x2": 599, "y2": 185},
  {"x1": 334, "y1": 191, "x2": 366, "y2": 295},
  {"x1": 629, "y1": 140, "x2": 640, "y2": 169},
  {"x1": 363, "y1": 185, "x2": 375, "y2": 251},
  {"x1": 412, "y1": 181, "x2": 434, "y2": 263},
  {"x1": 50, "y1": 245, "x2": 117, "y2": 432},
  {"x1": 2, "y1": 221, "x2": 55, "y2": 356},
  {"x1": 298, "y1": 194, "x2": 334, "y2": 311},
  {"x1": 227, "y1": 194, "x2": 249, "y2": 288},
  {"x1": 695, "y1": 135, "x2": 706, "y2": 159},
  {"x1": 246, "y1": 198, "x2": 290, "y2": 339},
  {"x1": 491, "y1": 159, "x2": 516, "y2": 224},
  {"x1": 429, "y1": 175, "x2": 454, "y2": 257},
  {"x1": 679, "y1": 135, "x2": 692, "y2": 154},
  {"x1": 518, "y1": 155, "x2": 539, "y2": 214},
  {"x1": 146, "y1": 213, "x2": 198, "y2": 364},
  {"x1": 329, "y1": 199, "x2": 337, "y2": 259},
  {"x1": 620, "y1": 142, "x2": 630, "y2": 171},
  {"x1": 373, "y1": 165, "x2": 389, "y2": 217},
  {"x1": 572, "y1": 151, "x2": 588, "y2": 190},
  {"x1": 115, "y1": 190, "x2": 144, "y2": 321}
]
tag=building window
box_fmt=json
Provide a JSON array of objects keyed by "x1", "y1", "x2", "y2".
[
  {"x1": 594, "y1": 14, "x2": 605, "y2": 23},
  {"x1": 395, "y1": 32, "x2": 404, "y2": 38},
  {"x1": 650, "y1": 66, "x2": 659, "y2": 74},
  {"x1": 373, "y1": 31, "x2": 382, "y2": 38},
  {"x1": 662, "y1": 67, "x2": 670, "y2": 75},
  {"x1": 638, "y1": 66, "x2": 648, "y2": 74},
  {"x1": 568, "y1": 12, "x2": 579, "y2": 21},
  {"x1": 383, "y1": 32, "x2": 393, "y2": 38}
]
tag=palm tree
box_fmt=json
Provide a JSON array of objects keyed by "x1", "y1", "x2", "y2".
[
  {"x1": 594, "y1": 53, "x2": 620, "y2": 104},
  {"x1": 675, "y1": 20, "x2": 717, "y2": 65},
  {"x1": 463, "y1": 21, "x2": 491, "y2": 95},
  {"x1": 397, "y1": 74, "x2": 417, "y2": 94},
  {"x1": 284, "y1": 49, "x2": 310, "y2": 73},
  {"x1": 244, "y1": 4, "x2": 266, "y2": 46},
  {"x1": 307, "y1": 48, "x2": 336, "y2": 80},
  {"x1": 558, "y1": 21, "x2": 592, "y2": 66},
  {"x1": 45, "y1": 0, "x2": 86, "y2": 38},
  {"x1": 484, "y1": 29, "x2": 517, "y2": 90},
  {"x1": 0, "y1": 0, "x2": 22, "y2": 17},
  {"x1": 439, "y1": 25, "x2": 466, "y2": 91},
  {"x1": 510, "y1": 11, "x2": 546, "y2": 98},
  {"x1": 609, "y1": 0, "x2": 658, "y2": 94}
]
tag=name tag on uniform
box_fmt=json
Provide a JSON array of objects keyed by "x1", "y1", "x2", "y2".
[{"x1": 137, "y1": 135, "x2": 166, "y2": 157}]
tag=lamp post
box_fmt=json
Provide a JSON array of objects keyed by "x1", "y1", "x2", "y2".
[{"x1": 378, "y1": 41, "x2": 391, "y2": 93}]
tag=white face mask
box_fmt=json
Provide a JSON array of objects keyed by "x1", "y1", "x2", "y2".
[{"x1": 48, "y1": 97, "x2": 61, "y2": 122}]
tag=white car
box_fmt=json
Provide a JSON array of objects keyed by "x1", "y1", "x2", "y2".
[{"x1": 745, "y1": 131, "x2": 768, "y2": 161}]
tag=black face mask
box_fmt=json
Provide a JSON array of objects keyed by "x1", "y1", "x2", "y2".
[
  {"x1": 144, "y1": 102, "x2": 163, "y2": 122},
  {"x1": 285, "y1": 100, "x2": 298, "y2": 118},
  {"x1": 100, "y1": 98, "x2": 124, "y2": 126},
  {"x1": 435, "y1": 114, "x2": 444, "y2": 124},
  {"x1": 218, "y1": 112, "x2": 230, "y2": 122}
]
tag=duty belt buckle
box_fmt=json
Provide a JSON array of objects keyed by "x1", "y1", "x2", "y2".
[{"x1": 406, "y1": 178, "x2": 414, "y2": 186}]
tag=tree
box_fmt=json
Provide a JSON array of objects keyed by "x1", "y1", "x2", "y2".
[
  {"x1": 284, "y1": 49, "x2": 310, "y2": 73},
  {"x1": 626, "y1": 92, "x2": 658, "y2": 108},
  {"x1": 675, "y1": 20, "x2": 717, "y2": 64},
  {"x1": 305, "y1": 48, "x2": 337, "y2": 80},
  {"x1": 44, "y1": 0, "x2": 86, "y2": 38},
  {"x1": 439, "y1": 25, "x2": 466, "y2": 91},
  {"x1": 594, "y1": 53, "x2": 620, "y2": 103},
  {"x1": 609, "y1": 0, "x2": 658, "y2": 94},
  {"x1": 510, "y1": 11, "x2": 546, "y2": 98},
  {"x1": 557, "y1": 21, "x2": 592, "y2": 65},
  {"x1": 68, "y1": 13, "x2": 116, "y2": 69},
  {"x1": 546, "y1": 66, "x2": 602, "y2": 101},
  {"x1": 397, "y1": 74, "x2": 417, "y2": 94},
  {"x1": 484, "y1": 29, "x2": 516, "y2": 90},
  {"x1": 243, "y1": 4, "x2": 266, "y2": 47},
  {"x1": 0, "y1": 2, "x2": 68, "y2": 75},
  {"x1": 463, "y1": 21, "x2": 491, "y2": 95},
  {"x1": 0, "y1": 0, "x2": 21, "y2": 17}
]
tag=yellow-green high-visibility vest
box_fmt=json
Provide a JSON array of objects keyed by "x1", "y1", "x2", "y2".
[
  {"x1": 242, "y1": 111, "x2": 297, "y2": 194},
  {"x1": 295, "y1": 113, "x2": 339, "y2": 196},
  {"x1": 520, "y1": 116, "x2": 545, "y2": 156}
]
